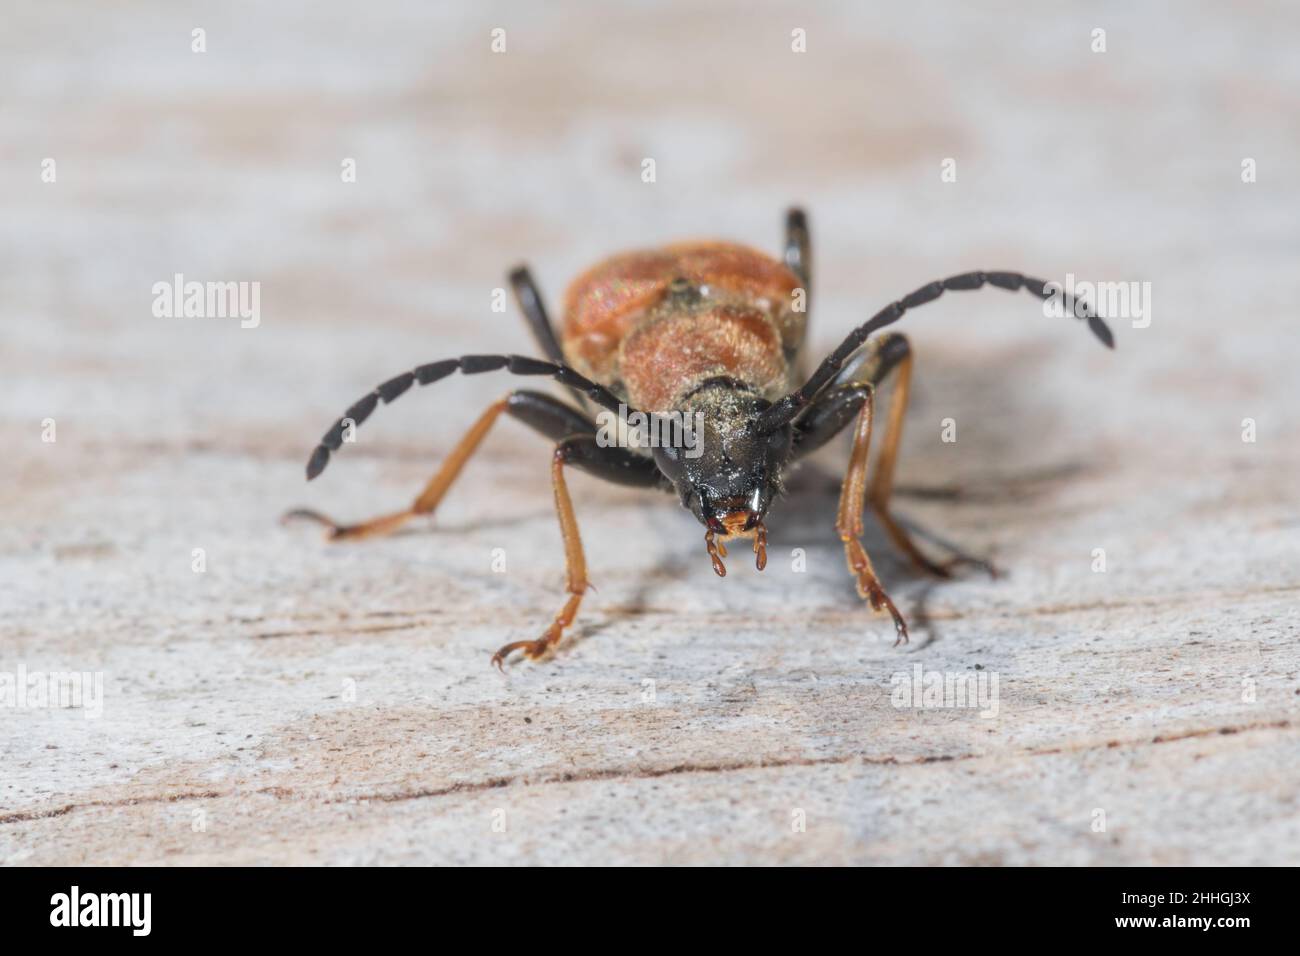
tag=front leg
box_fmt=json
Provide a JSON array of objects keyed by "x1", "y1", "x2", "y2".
[
  {"x1": 794, "y1": 332, "x2": 996, "y2": 579},
  {"x1": 832, "y1": 384, "x2": 909, "y2": 645},
  {"x1": 492, "y1": 436, "x2": 666, "y2": 668}
]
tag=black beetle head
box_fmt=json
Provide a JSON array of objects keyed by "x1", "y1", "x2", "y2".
[{"x1": 652, "y1": 382, "x2": 791, "y2": 541}]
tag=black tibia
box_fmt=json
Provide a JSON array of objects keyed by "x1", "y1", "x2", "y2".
[
  {"x1": 505, "y1": 390, "x2": 593, "y2": 442},
  {"x1": 758, "y1": 269, "x2": 1116, "y2": 433},
  {"x1": 508, "y1": 266, "x2": 564, "y2": 363},
  {"x1": 304, "y1": 353, "x2": 639, "y2": 481},
  {"x1": 508, "y1": 267, "x2": 591, "y2": 410},
  {"x1": 555, "y1": 434, "x2": 668, "y2": 489},
  {"x1": 783, "y1": 207, "x2": 811, "y2": 291},
  {"x1": 792, "y1": 333, "x2": 910, "y2": 459}
]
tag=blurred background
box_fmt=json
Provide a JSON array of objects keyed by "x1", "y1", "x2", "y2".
[{"x1": 2, "y1": 2, "x2": 1298, "y2": 864}]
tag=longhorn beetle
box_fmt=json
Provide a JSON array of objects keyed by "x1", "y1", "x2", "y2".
[{"x1": 285, "y1": 209, "x2": 1114, "y2": 667}]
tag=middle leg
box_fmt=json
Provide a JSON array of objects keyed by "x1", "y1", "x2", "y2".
[{"x1": 282, "y1": 389, "x2": 593, "y2": 541}]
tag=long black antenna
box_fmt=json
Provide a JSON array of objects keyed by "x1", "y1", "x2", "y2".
[
  {"x1": 303, "y1": 354, "x2": 640, "y2": 480},
  {"x1": 756, "y1": 270, "x2": 1114, "y2": 434}
]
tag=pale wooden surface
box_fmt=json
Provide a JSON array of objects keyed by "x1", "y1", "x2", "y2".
[{"x1": 2, "y1": 2, "x2": 1298, "y2": 865}]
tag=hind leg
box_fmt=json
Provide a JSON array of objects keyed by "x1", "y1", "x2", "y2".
[
  {"x1": 783, "y1": 207, "x2": 811, "y2": 292},
  {"x1": 509, "y1": 265, "x2": 591, "y2": 412},
  {"x1": 282, "y1": 390, "x2": 593, "y2": 541},
  {"x1": 509, "y1": 266, "x2": 564, "y2": 362}
]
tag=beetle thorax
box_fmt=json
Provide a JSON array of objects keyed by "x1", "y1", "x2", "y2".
[
  {"x1": 617, "y1": 285, "x2": 790, "y2": 413},
  {"x1": 559, "y1": 240, "x2": 805, "y2": 400}
]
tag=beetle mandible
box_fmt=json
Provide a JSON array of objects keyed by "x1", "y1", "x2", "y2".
[{"x1": 286, "y1": 209, "x2": 1114, "y2": 667}]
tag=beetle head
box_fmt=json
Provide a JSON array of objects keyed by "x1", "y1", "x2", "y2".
[{"x1": 651, "y1": 381, "x2": 791, "y2": 573}]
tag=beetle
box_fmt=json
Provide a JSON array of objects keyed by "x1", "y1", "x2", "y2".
[{"x1": 285, "y1": 209, "x2": 1114, "y2": 667}]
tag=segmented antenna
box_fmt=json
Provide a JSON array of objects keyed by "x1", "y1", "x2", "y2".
[
  {"x1": 303, "y1": 354, "x2": 636, "y2": 480},
  {"x1": 756, "y1": 271, "x2": 1115, "y2": 434}
]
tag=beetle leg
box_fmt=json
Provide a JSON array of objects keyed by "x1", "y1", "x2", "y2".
[
  {"x1": 491, "y1": 436, "x2": 665, "y2": 667},
  {"x1": 284, "y1": 396, "x2": 506, "y2": 540},
  {"x1": 485, "y1": 437, "x2": 595, "y2": 667},
  {"x1": 492, "y1": 444, "x2": 587, "y2": 667},
  {"x1": 796, "y1": 334, "x2": 996, "y2": 579},
  {"x1": 783, "y1": 207, "x2": 811, "y2": 293},
  {"x1": 508, "y1": 266, "x2": 591, "y2": 412},
  {"x1": 865, "y1": 343, "x2": 999, "y2": 579},
  {"x1": 833, "y1": 385, "x2": 909, "y2": 645},
  {"x1": 756, "y1": 269, "x2": 1114, "y2": 435},
  {"x1": 282, "y1": 390, "x2": 592, "y2": 541},
  {"x1": 792, "y1": 333, "x2": 908, "y2": 458}
]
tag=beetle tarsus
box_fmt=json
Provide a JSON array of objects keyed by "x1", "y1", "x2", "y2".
[
  {"x1": 280, "y1": 507, "x2": 347, "y2": 538},
  {"x1": 280, "y1": 507, "x2": 412, "y2": 541},
  {"x1": 492, "y1": 637, "x2": 548, "y2": 670},
  {"x1": 843, "y1": 538, "x2": 910, "y2": 645},
  {"x1": 492, "y1": 592, "x2": 583, "y2": 669}
]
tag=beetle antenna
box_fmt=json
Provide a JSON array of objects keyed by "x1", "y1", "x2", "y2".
[
  {"x1": 756, "y1": 271, "x2": 1115, "y2": 434},
  {"x1": 303, "y1": 354, "x2": 642, "y2": 481}
]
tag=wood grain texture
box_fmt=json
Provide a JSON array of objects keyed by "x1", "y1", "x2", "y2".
[{"x1": 1, "y1": 2, "x2": 1298, "y2": 865}]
